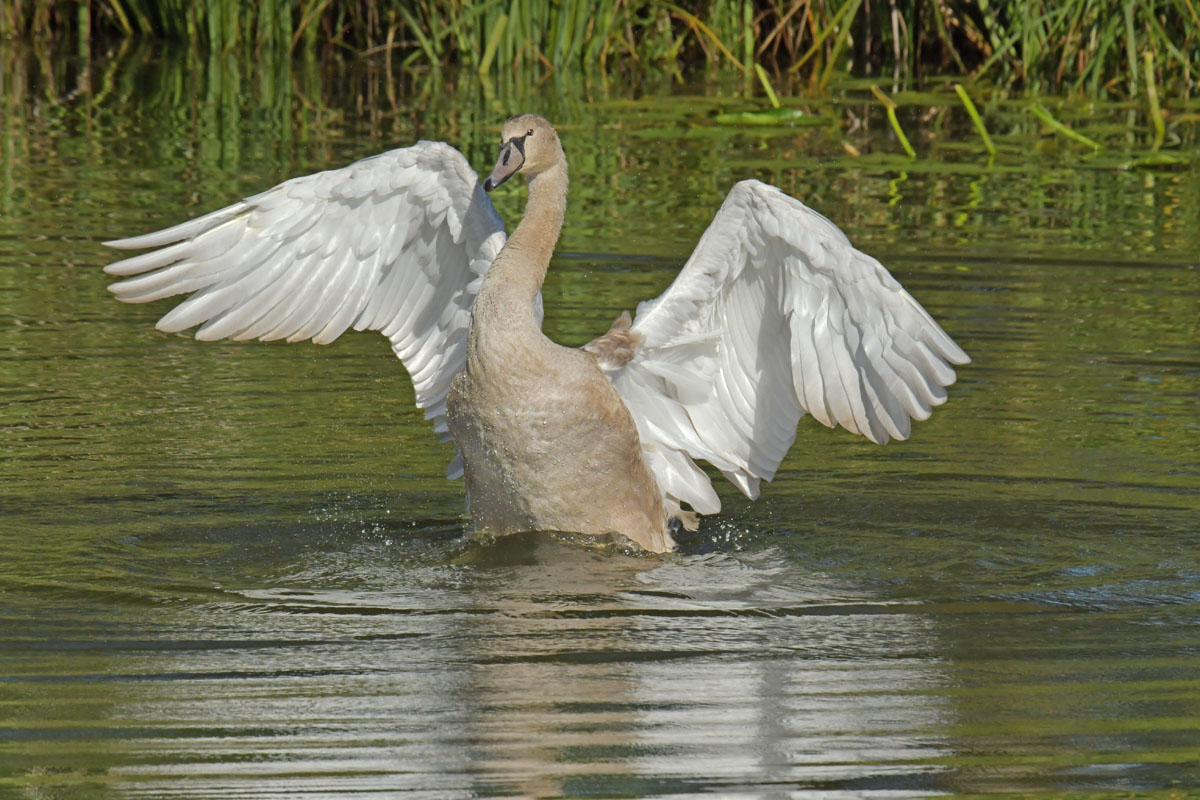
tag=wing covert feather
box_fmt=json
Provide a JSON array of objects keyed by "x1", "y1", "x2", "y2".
[
  {"x1": 606, "y1": 180, "x2": 969, "y2": 514},
  {"x1": 104, "y1": 141, "x2": 506, "y2": 470}
]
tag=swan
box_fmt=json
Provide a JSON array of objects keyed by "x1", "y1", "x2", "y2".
[{"x1": 103, "y1": 113, "x2": 969, "y2": 553}]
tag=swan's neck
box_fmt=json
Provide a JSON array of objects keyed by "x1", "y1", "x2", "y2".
[
  {"x1": 469, "y1": 160, "x2": 567, "y2": 363},
  {"x1": 484, "y1": 161, "x2": 567, "y2": 303}
]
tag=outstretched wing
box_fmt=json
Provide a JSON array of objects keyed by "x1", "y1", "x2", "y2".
[
  {"x1": 602, "y1": 180, "x2": 970, "y2": 515},
  {"x1": 104, "y1": 141, "x2": 506, "y2": 473}
]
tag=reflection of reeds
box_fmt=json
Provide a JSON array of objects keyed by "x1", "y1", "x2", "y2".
[
  {"x1": 3, "y1": 39, "x2": 1198, "y2": 412},
  {"x1": 2, "y1": 34, "x2": 1193, "y2": 231},
  {"x1": 4, "y1": 1, "x2": 1197, "y2": 95}
]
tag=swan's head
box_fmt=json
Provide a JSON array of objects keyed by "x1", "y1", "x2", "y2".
[{"x1": 483, "y1": 114, "x2": 562, "y2": 192}]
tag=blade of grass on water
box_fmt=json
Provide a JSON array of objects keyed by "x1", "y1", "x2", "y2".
[
  {"x1": 754, "y1": 64, "x2": 780, "y2": 109},
  {"x1": 1143, "y1": 51, "x2": 1165, "y2": 151},
  {"x1": 870, "y1": 85, "x2": 916, "y2": 158},
  {"x1": 1029, "y1": 103, "x2": 1102, "y2": 150},
  {"x1": 954, "y1": 83, "x2": 996, "y2": 157}
]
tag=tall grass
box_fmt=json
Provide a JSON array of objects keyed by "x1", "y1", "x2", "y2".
[{"x1": 3, "y1": 0, "x2": 1197, "y2": 95}]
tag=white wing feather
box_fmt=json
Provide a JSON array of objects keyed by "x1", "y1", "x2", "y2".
[
  {"x1": 104, "y1": 142, "x2": 507, "y2": 476},
  {"x1": 605, "y1": 180, "x2": 970, "y2": 515}
]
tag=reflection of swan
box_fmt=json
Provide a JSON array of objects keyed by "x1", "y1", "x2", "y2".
[
  {"x1": 106, "y1": 540, "x2": 952, "y2": 798},
  {"x1": 104, "y1": 114, "x2": 969, "y2": 552}
]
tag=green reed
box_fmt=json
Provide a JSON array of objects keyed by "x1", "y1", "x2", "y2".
[{"x1": 3, "y1": 0, "x2": 1197, "y2": 99}]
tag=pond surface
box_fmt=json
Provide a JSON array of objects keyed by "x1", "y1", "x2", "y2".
[{"x1": 1, "y1": 45, "x2": 1198, "y2": 799}]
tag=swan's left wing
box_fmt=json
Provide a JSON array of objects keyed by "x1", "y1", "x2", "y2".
[
  {"x1": 597, "y1": 180, "x2": 970, "y2": 517},
  {"x1": 103, "y1": 142, "x2": 507, "y2": 478}
]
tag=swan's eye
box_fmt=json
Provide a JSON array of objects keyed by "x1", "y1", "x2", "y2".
[{"x1": 527, "y1": 128, "x2": 534, "y2": 136}]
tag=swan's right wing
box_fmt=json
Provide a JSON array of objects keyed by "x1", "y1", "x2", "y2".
[
  {"x1": 104, "y1": 142, "x2": 506, "y2": 475},
  {"x1": 603, "y1": 180, "x2": 969, "y2": 516}
]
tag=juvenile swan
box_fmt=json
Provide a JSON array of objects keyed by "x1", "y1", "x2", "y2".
[{"x1": 104, "y1": 114, "x2": 970, "y2": 553}]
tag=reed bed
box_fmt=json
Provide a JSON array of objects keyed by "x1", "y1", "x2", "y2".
[{"x1": 4, "y1": 0, "x2": 1197, "y2": 96}]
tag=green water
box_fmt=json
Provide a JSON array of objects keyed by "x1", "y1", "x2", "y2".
[{"x1": 2, "y1": 44, "x2": 1198, "y2": 799}]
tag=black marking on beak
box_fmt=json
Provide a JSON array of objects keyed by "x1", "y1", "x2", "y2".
[{"x1": 483, "y1": 131, "x2": 532, "y2": 193}]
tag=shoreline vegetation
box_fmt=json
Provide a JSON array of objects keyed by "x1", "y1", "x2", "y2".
[
  {"x1": 1, "y1": 2, "x2": 1195, "y2": 167},
  {"x1": 4, "y1": 0, "x2": 1196, "y2": 97}
]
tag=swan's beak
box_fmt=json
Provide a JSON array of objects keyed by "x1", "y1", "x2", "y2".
[{"x1": 483, "y1": 138, "x2": 525, "y2": 192}]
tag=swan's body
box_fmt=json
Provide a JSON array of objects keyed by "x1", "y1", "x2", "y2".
[
  {"x1": 443, "y1": 119, "x2": 670, "y2": 550},
  {"x1": 104, "y1": 114, "x2": 969, "y2": 553}
]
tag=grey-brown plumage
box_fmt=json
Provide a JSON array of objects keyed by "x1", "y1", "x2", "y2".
[{"x1": 446, "y1": 115, "x2": 674, "y2": 552}]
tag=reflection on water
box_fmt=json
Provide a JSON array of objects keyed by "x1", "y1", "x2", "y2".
[
  {"x1": 1, "y1": 41, "x2": 1199, "y2": 799},
  {"x1": 94, "y1": 539, "x2": 954, "y2": 798}
]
